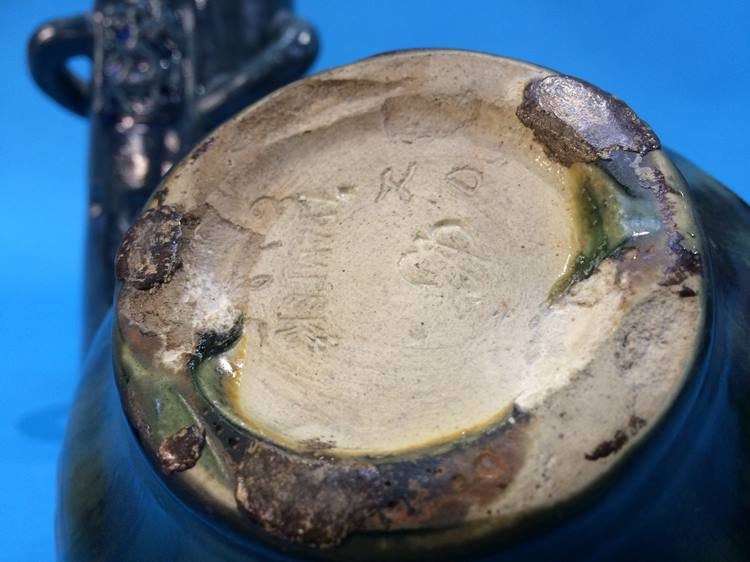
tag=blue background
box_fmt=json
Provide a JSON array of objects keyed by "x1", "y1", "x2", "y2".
[{"x1": 0, "y1": 1, "x2": 747, "y2": 559}]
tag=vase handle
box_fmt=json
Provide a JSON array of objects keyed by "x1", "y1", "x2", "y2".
[
  {"x1": 195, "y1": 11, "x2": 318, "y2": 133},
  {"x1": 28, "y1": 14, "x2": 94, "y2": 117}
]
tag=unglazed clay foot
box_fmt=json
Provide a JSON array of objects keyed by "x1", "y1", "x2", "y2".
[{"x1": 113, "y1": 50, "x2": 703, "y2": 557}]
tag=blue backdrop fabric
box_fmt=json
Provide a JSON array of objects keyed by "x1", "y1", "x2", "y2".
[{"x1": 0, "y1": 1, "x2": 747, "y2": 559}]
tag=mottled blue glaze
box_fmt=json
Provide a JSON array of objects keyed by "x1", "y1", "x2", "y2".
[{"x1": 56, "y1": 155, "x2": 750, "y2": 561}]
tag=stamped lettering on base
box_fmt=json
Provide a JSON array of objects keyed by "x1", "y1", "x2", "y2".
[
  {"x1": 446, "y1": 165, "x2": 483, "y2": 195},
  {"x1": 399, "y1": 220, "x2": 490, "y2": 298},
  {"x1": 375, "y1": 162, "x2": 417, "y2": 202},
  {"x1": 273, "y1": 195, "x2": 343, "y2": 353}
]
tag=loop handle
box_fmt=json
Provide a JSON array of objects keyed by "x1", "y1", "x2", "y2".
[{"x1": 28, "y1": 14, "x2": 93, "y2": 117}]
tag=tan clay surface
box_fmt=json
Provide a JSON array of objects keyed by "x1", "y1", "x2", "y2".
[{"x1": 115, "y1": 51, "x2": 703, "y2": 547}]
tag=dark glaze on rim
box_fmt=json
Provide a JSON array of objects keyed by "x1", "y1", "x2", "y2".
[{"x1": 112, "y1": 50, "x2": 704, "y2": 555}]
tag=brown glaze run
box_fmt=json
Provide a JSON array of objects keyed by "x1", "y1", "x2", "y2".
[
  {"x1": 234, "y1": 410, "x2": 530, "y2": 547},
  {"x1": 115, "y1": 205, "x2": 184, "y2": 290},
  {"x1": 112, "y1": 51, "x2": 704, "y2": 556},
  {"x1": 517, "y1": 75, "x2": 701, "y2": 287},
  {"x1": 190, "y1": 136, "x2": 215, "y2": 163},
  {"x1": 584, "y1": 415, "x2": 647, "y2": 461},
  {"x1": 372, "y1": 409, "x2": 530, "y2": 531},
  {"x1": 516, "y1": 75, "x2": 660, "y2": 166},
  {"x1": 235, "y1": 444, "x2": 383, "y2": 546},
  {"x1": 157, "y1": 425, "x2": 206, "y2": 474}
]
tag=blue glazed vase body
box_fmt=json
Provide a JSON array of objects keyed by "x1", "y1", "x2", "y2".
[{"x1": 57, "y1": 154, "x2": 750, "y2": 561}]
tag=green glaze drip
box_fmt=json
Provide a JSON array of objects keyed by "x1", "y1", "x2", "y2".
[
  {"x1": 114, "y1": 333, "x2": 228, "y2": 480},
  {"x1": 550, "y1": 163, "x2": 660, "y2": 299}
]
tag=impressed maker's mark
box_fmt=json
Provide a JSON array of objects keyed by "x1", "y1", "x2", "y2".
[
  {"x1": 445, "y1": 165, "x2": 483, "y2": 195},
  {"x1": 399, "y1": 220, "x2": 490, "y2": 296},
  {"x1": 375, "y1": 161, "x2": 417, "y2": 202},
  {"x1": 274, "y1": 195, "x2": 343, "y2": 353}
]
